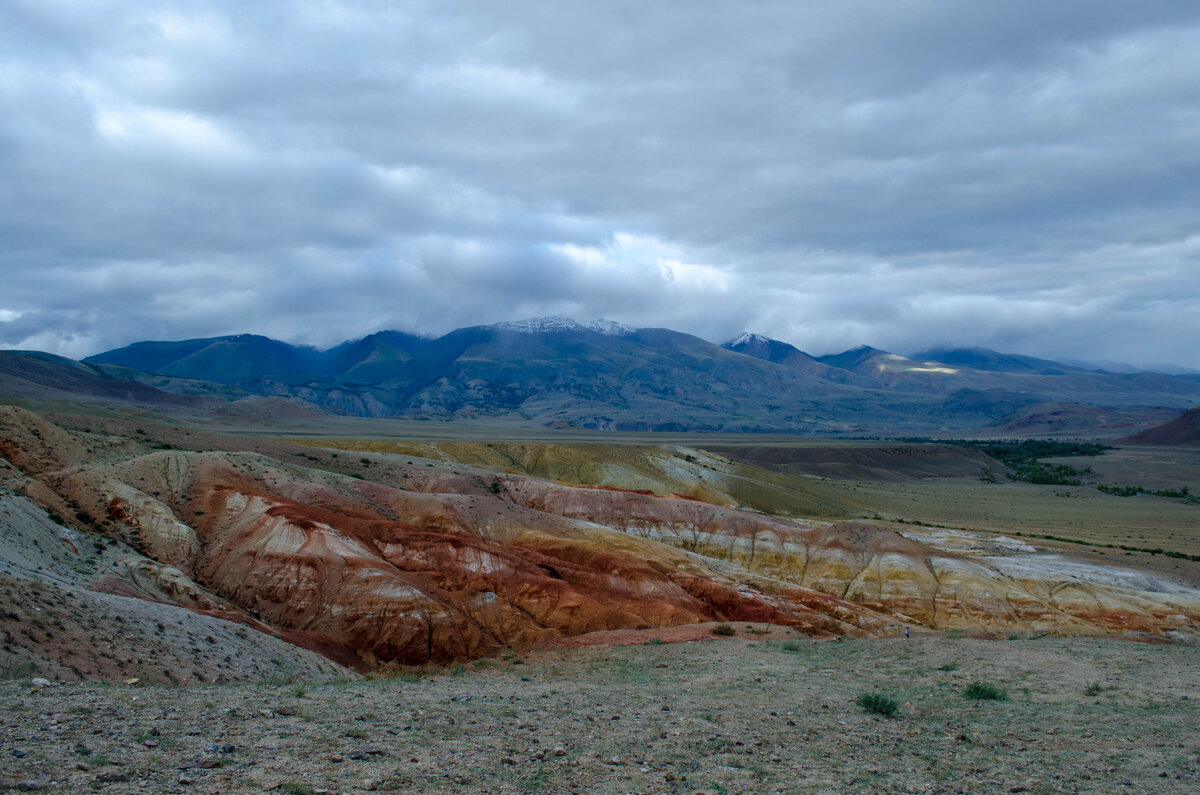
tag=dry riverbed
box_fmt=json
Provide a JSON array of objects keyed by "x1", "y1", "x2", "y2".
[{"x1": 2, "y1": 632, "x2": 1198, "y2": 794}]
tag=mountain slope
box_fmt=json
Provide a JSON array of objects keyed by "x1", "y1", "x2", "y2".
[
  {"x1": 86, "y1": 334, "x2": 324, "y2": 384},
  {"x1": 723, "y1": 333, "x2": 875, "y2": 385},
  {"x1": 911, "y1": 346, "x2": 1080, "y2": 374},
  {"x1": 0, "y1": 350, "x2": 213, "y2": 408},
  {"x1": 64, "y1": 318, "x2": 1200, "y2": 432}
]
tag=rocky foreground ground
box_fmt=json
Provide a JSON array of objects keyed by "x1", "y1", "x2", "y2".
[{"x1": 2, "y1": 631, "x2": 1198, "y2": 794}]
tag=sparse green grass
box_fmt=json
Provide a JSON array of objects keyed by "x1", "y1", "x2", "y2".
[
  {"x1": 963, "y1": 681, "x2": 1008, "y2": 701},
  {"x1": 856, "y1": 692, "x2": 900, "y2": 717},
  {"x1": 711, "y1": 623, "x2": 735, "y2": 636}
]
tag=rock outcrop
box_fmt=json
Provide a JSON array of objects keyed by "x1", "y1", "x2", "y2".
[{"x1": 2, "y1": 405, "x2": 1198, "y2": 671}]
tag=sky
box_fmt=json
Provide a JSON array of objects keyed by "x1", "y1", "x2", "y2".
[{"x1": 2, "y1": 1, "x2": 1200, "y2": 368}]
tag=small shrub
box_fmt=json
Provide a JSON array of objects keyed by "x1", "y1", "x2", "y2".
[
  {"x1": 1084, "y1": 682, "x2": 1106, "y2": 696},
  {"x1": 644, "y1": 637, "x2": 664, "y2": 646},
  {"x1": 856, "y1": 692, "x2": 900, "y2": 717},
  {"x1": 287, "y1": 684, "x2": 308, "y2": 698},
  {"x1": 281, "y1": 784, "x2": 316, "y2": 795},
  {"x1": 0, "y1": 658, "x2": 39, "y2": 680},
  {"x1": 711, "y1": 623, "x2": 735, "y2": 636},
  {"x1": 939, "y1": 663, "x2": 959, "y2": 671},
  {"x1": 964, "y1": 681, "x2": 1007, "y2": 701},
  {"x1": 778, "y1": 641, "x2": 801, "y2": 652}
]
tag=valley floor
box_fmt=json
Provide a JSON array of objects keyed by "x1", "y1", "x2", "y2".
[{"x1": 3, "y1": 632, "x2": 1198, "y2": 794}]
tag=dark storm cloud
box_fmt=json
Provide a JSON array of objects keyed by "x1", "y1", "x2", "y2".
[{"x1": 1, "y1": 0, "x2": 1198, "y2": 366}]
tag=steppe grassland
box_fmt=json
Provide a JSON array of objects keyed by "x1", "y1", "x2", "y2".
[{"x1": 4, "y1": 634, "x2": 1198, "y2": 793}]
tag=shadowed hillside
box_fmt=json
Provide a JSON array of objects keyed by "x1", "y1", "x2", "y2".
[{"x1": 1117, "y1": 407, "x2": 1200, "y2": 447}]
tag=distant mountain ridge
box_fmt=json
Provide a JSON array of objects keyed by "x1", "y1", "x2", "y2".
[{"x1": 13, "y1": 317, "x2": 1190, "y2": 433}]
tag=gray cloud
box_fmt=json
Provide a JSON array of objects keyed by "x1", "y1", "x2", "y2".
[{"x1": 2, "y1": 0, "x2": 1199, "y2": 368}]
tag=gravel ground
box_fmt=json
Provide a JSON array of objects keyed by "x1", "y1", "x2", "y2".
[{"x1": 2, "y1": 632, "x2": 1198, "y2": 794}]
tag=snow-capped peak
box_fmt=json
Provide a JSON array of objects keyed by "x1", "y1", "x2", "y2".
[
  {"x1": 728, "y1": 332, "x2": 771, "y2": 347},
  {"x1": 493, "y1": 316, "x2": 634, "y2": 336}
]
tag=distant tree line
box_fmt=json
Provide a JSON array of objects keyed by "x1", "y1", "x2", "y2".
[{"x1": 897, "y1": 438, "x2": 1110, "y2": 486}]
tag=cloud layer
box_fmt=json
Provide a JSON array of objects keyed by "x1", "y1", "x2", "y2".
[{"x1": 3, "y1": 1, "x2": 1199, "y2": 367}]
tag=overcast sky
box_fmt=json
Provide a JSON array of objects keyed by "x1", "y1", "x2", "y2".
[{"x1": 3, "y1": 1, "x2": 1200, "y2": 367}]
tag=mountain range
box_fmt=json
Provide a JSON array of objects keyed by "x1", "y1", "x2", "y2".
[{"x1": 0, "y1": 316, "x2": 1195, "y2": 434}]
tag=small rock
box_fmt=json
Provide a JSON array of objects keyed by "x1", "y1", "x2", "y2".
[
  {"x1": 178, "y1": 776, "x2": 194, "y2": 785},
  {"x1": 656, "y1": 663, "x2": 668, "y2": 668},
  {"x1": 15, "y1": 783, "x2": 42, "y2": 792},
  {"x1": 74, "y1": 762, "x2": 92, "y2": 772},
  {"x1": 1010, "y1": 787, "x2": 1029, "y2": 793},
  {"x1": 606, "y1": 755, "x2": 622, "y2": 765},
  {"x1": 553, "y1": 746, "x2": 567, "y2": 757},
  {"x1": 330, "y1": 755, "x2": 344, "y2": 763},
  {"x1": 96, "y1": 771, "x2": 129, "y2": 783},
  {"x1": 533, "y1": 750, "x2": 545, "y2": 760},
  {"x1": 360, "y1": 778, "x2": 383, "y2": 791},
  {"x1": 12, "y1": 749, "x2": 29, "y2": 758},
  {"x1": 501, "y1": 757, "x2": 517, "y2": 765},
  {"x1": 30, "y1": 677, "x2": 52, "y2": 688},
  {"x1": 198, "y1": 759, "x2": 221, "y2": 769},
  {"x1": 143, "y1": 740, "x2": 159, "y2": 748},
  {"x1": 122, "y1": 678, "x2": 141, "y2": 687},
  {"x1": 274, "y1": 706, "x2": 297, "y2": 716}
]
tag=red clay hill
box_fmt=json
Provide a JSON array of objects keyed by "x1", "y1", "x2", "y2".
[{"x1": 1117, "y1": 407, "x2": 1200, "y2": 447}]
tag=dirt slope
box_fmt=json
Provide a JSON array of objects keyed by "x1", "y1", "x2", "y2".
[
  {"x1": 2, "y1": 405, "x2": 1199, "y2": 676},
  {"x1": 1117, "y1": 407, "x2": 1200, "y2": 446}
]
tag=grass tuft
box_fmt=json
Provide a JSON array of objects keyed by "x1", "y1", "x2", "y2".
[
  {"x1": 711, "y1": 623, "x2": 735, "y2": 636},
  {"x1": 856, "y1": 692, "x2": 900, "y2": 717},
  {"x1": 963, "y1": 680, "x2": 1007, "y2": 701}
]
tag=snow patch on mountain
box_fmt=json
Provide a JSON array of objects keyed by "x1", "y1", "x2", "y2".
[
  {"x1": 493, "y1": 316, "x2": 634, "y2": 336},
  {"x1": 727, "y1": 332, "x2": 772, "y2": 348}
]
